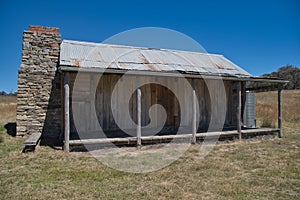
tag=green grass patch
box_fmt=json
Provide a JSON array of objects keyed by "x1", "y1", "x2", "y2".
[{"x1": 0, "y1": 126, "x2": 4, "y2": 143}]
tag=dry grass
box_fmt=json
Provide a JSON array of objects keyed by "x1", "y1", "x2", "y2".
[
  {"x1": 0, "y1": 95, "x2": 16, "y2": 125},
  {"x1": 0, "y1": 95, "x2": 17, "y2": 104},
  {"x1": 256, "y1": 90, "x2": 300, "y2": 127},
  {"x1": 1, "y1": 123, "x2": 299, "y2": 199},
  {"x1": 0, "y1": 91, "x2": 299, "y2": 199}
]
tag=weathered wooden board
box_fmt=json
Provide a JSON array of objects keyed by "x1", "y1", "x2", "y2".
[
  {"x1": 23, "y1": 132, "x2": 42, "y2": 153},
  {"x1": 23, "y1": 132, "x2": 42, "y2": 146}
]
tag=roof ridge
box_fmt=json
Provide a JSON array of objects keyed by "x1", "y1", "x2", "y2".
[{"x1": 62, "y1": 40, "x2": 224, "y2": 57}]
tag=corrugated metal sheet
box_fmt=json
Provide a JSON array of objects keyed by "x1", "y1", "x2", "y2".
[{"x1": 60, "y1": 40, "x2": 252, "y2": 76}]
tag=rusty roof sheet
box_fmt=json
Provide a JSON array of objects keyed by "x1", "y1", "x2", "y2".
[{"x1": 60, "y1": 40, "x2": 252, "y2": 76}]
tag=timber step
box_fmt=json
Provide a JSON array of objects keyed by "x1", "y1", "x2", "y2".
[{"x1": 23, "y1": 132, "x2": 42, "y2": 153}]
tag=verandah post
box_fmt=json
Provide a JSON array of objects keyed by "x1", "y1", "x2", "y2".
[
  {"x1": 64, "y1": 72, "x2": 70, "y2": 152},
  {"x1": 278, "y1": 85, "x2": 282, "y2": 138},
  {"x1": 137, "y1": 77, "x2": 142, "y2": 148},
  {"x1": 192, "y1": 79, "x2": 197, "y2": 144},
  {"x1": 237, "y1": 81, "x2": 242, "y2": 140}
]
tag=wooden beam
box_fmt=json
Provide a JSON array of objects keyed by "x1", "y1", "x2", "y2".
[
  {"x1": 237, "y1": 81, "x2": 242, "y2": 140},
  {"x1": 192, "y1": 79, "x2": 197, "y2": 144},
  {"x1": 137, "y1": 88, "x2": 142, "y2": 147},
  {"x1": 246, "y1": 84, "x2": 279, "y2": 92},
  {"x1": 59, "y1": 66, "x2": 288, "y2": 84},
  {"x1": 64, "y1": 72, "x2": 70, "y2": 152},
  {"x1": 278, "y1": 86, "x2": 282, "y2": 138},
  {"x1": 68, "y1": 128, "x2": 279, "y2": 146}
]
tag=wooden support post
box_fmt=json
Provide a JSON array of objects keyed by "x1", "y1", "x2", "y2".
[
  {"x1": 237, "y1": 82, "x2": 242, "y2": 140},
  {"x1": 192, "y1": 79, "x2": 197, "y2": 144},
  {"x1": 137, "y1": 88, "x2": 142, "y2": 147},
  {"x1": 64, "y1": 72, "x2": 70, "y2": 152},
  {"x1": 278, "y1": 85, "x2": 282, "y2": 138}
]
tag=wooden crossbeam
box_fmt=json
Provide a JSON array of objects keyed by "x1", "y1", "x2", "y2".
[{"x1": 68, "y1": 128, "x2": 279, "y2": 146}]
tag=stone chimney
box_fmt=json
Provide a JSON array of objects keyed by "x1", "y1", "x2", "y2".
[{"x1": 17, "y1": 26, "x2": 62, "y2": 144}]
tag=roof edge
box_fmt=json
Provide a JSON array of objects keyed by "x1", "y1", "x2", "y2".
[{"x1": 59, "y1": 65, "x2": 288, "y2": 84}]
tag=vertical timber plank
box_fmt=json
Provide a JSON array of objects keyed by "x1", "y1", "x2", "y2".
[
  {"x1": 90, "y1": 74, "x2": 94, "y2": 131},
  {"x1": 131, "y1": 76, "x2": 137, "y2": 129},
  {"x1": 98, "y1": 75, "x2": 104, "y2": 131},
  {"x1": 156, "y1": 77, "x2": 162, "y2": 127},
  {"x1": 241, "y1": 82, "x2": 246, "y2": 125},
  {"x1": 173, "y1": 78, "x2": 179, "y2": 127},
  {"x1": 104, "y1": 75, "x2": 110, "y2": 130},
  {"x1": 111, "y1": 75, "x2": 118, "y2": 129},
  {"x1": 151, "y1": 81, "x2": 157, "y2": 128},
  {"x1": 61, "y1": 72, "x2": 64, "y2": 140}
]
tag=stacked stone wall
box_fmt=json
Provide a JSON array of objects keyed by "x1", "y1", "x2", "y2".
[{"x1": 17, "y1": 26, "x2": 62, "y2": 144}]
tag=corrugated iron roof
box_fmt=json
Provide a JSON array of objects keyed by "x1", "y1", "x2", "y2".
[{"x1": 60, "y1": 40, "x2": 252, "y2": 76}]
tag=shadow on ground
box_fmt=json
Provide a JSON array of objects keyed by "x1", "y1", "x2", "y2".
[{"x1": 4, "y1": 122, "x2": 16, "y2": 137}]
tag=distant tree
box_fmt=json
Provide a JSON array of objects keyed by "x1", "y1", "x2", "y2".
[
  {"x1": 0, "y1": 91, "x2": 17, "y2": 96},
  {"x1": 0, "y1": 91, "x2": 7, "y2": 96},
  {"x1": 262, "y1": 65, "x2": 300, "y2": 89}
]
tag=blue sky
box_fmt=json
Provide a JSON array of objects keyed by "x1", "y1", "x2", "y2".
[{"x1": 0, "y1": 0, "x2": 299, "y2": 92}]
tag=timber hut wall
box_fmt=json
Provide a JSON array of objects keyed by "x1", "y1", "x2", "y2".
[{"x1": 67, "y1": 73, "x2": 238, "y2": 139}]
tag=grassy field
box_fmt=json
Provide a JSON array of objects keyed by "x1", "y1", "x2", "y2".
[
  {"x1": 0, "y1": 91, "x2": 299, "y2": 199},
  {"x1": 0, "y1": 95, "x2": 16, "y2": 125},
  {"x1": 256, "y1": 90, "x2": 300, "y2": 127}
]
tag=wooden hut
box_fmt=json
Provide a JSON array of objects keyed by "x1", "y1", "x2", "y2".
[{"x1": 17, "y1": 26, "x2": 287, "y2": 152}]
